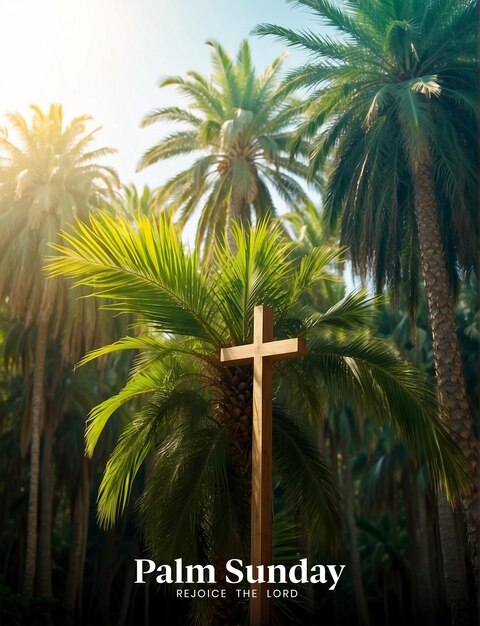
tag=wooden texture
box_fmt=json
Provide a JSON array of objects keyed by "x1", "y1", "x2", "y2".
[{"x1": 220, "y1": 305, "x2": 307, "y2": 626}]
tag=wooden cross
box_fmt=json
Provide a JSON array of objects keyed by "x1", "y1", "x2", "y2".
[{"x1": 220, "y1": 305, "x2": 307, "y2": 626}]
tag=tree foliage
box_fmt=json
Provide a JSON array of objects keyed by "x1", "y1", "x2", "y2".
[
  {"x1": 48, "y1": 215, "x2": 467, "y2": 569},
  {"x1": 139, "y1": 39, "x2": 320, "y2": 258}
]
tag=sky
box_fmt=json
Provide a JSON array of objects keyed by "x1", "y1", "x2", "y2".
[{"x1": 0, "y1": 0, "x2": 320, "y2": 190}]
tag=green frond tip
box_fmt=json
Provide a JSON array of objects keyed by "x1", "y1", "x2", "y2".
[{"x1": 47, "y1": 211, "x2": 219, "y2": 344}]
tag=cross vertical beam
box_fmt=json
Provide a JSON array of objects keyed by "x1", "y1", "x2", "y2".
[
  {"x1": 220, "y1": 305, "x2": 307, "y2": 626},
  {"x1": 251, "y1": 306, "x2": 273, "y2": 626}
]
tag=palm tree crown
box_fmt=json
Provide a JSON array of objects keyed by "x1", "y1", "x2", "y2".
[
  {"x1": 255, "y1": 0, "x2": 478, "y2": 300},
  {"x1": 139, "y1": 39, "x2": 319, "y2": 258},
  {"x1": 0, "y1": 104, "x2": 119, "y2": 333}
]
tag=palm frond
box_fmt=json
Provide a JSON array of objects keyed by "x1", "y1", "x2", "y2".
[
  {"x1": 273, "y1": 408, "x2": 342, "y2": 555},
  {"x1": 47, "y1": 213, "x2": 220, "y2": 343}
]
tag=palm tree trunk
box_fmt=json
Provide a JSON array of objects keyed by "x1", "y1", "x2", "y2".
[
  {"x1": 90, "y1": 528, "x2": 120, "y2": 625},
  {"x1": 65, "y1": 481, "x2": 85, "y2": 615},
  {"x1": 77, "y1": 458, "x2": 91, "y2": 618},
  {"x1": 412, "y1": 161, "x2": 480, "y2": 610},
  {"x1": 343, "y1": 442, "x2": 370, "y2": 626},
  {"x1": 117, "y1": 539, "x2": 139, "y2": 626},
  {"x1": 416, "y1": 484, "x2": 437, "y2": 622},
  {"x1": 208, "y1": 366, "x2": 252, "y2": 625},
  {"x1": 23, "y1": 318, "x2": 48, "y2": 597},
  {"x1": 327, "y1": 426, "x2": 343, "y2": 624},
  {"x1": 226, "y1": 208, "x2": 237, "y2": 254},
  {"x1": 402, "y1": 465, "x2": 436, "y2": 623},
  {"x1": 230, "y1": 192, "x2": 250, "y2": 229},
  {"x1": 65, "y1": 457, "x2": 91, "y2": 618},
  {"x1": 38, "y1": 414, "x2": 55, "y2": 597},
  {"x1": 226, "y1": 193, "x2": 250, "y2": 254},
  {"x1": 429, "y1": 496, "x2": 445, "y2": 618},
  {"x1": 437, "y1": 492, "x2": 470, "y2": 625}
]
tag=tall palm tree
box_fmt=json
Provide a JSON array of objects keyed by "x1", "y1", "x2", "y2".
[
  {"x1": 0, "y1": 104, "x2": 118, "y2": 596},
  {"x1": 255, "y1": 0, "x2": 480, "y2": 596},
  {"x1": 48, "y1": 214, "x2": 467, "y2": 623},
  {"x1": 138, "y1": 39, "x2": 319, "y2": 258}
]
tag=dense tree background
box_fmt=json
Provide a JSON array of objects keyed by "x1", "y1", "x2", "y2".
[{"x1": 0, "y1": 1, "x2": 478, "y2": 625}]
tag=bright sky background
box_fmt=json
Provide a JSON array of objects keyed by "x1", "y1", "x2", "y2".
[{"x1": 0, "y1": 0, "x2": 320, "y2": 190}]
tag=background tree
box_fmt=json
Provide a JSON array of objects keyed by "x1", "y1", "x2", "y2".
[
  {"x1": 139, "y1": 39, "x2": 320, "y2": 258},
  {"x1": 0, "y1": 104, "x2": 118, "y2": 596},
  {"x1": 255, "y1": 1, "x2": 480, "y2": 606}
]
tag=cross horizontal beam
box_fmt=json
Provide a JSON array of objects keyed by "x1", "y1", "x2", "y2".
[{"x1": 220, "y1": 337, "x2": 307, "y2": 366}]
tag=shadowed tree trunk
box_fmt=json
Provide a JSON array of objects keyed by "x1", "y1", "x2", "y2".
[
  {"x1": 343, "y1": 442, "x2": 370, "y2": 626},
  {"x1": 65, "y1": 480, "x2": 85, "y2": 616},
  {"x1": 327, "y1": 425, "x2": 343, "y2": 624},
  {"x1": 437, "y1": 492, "x2": 470, "y2": 625},
  {"x1": 86, "y1": 529, "x2": 121, "y2": 625},
  {"x1": 209, "y1": 365, "x2": 253, "y2": 625},
  {"x1": 226, "y1": 194, "x2": 250, "y2": 254},
  {"x1": 117, "y1": 538, "x2": 139, "y2": 626},
  {"x1": 402, "y1": 464, "x2": 436, "y2": 623},
  {"x1": 77, "y1": 458, "x2": 91, "y2": 618},
  {"x1": 38, "y1": 414, "x2": 55, "y2": 597},
  {"x1": 65, "y1": 457, "x2": 91, "y2": 617},
  {"x1": 429, "y1": 494, "x2": 445, "y2": 617},
  {"x1": 412, "y1": 160, "x2": 479, "y2": 617},
  {"x1": 23, "y1": 318, "x2": 48, "y2": 597},
  {"x1": 416, "y1": 481, "x2": 438, "y2": 621}
]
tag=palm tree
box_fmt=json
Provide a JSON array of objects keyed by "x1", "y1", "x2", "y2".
[
  {"x1": 0, "y1": 104, "x2": 118, "y2": 596},
  {"x1": 138, "y1": 39, "x2": 319, "y2": 258},
  {"x1": 48, "y1": 213, "x2": 467, "y2": 623},
  {"x1": 255, "y1": 0, "x2": 480, "y2": 596}
]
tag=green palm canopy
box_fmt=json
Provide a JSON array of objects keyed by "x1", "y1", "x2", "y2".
[
  {"x1": 0, "y1": 104, "x2": 118, "y2": 331},
  {"x1": 48, "y1": 215, "x2": 466, "y2": 581},
  {"x1": 138, "y1": 39, "x2": 319, "y2": 258},
  {"x1": 255, "y1": 0, "x2": 478, "y2": 298},
  {"x1": 255, "y1": 0, "x2": 479, "y2": 590}
]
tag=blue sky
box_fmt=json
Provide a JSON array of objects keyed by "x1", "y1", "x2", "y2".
[{"x1": 0, "y1": 0, "x2": 321, "y2": 189}]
